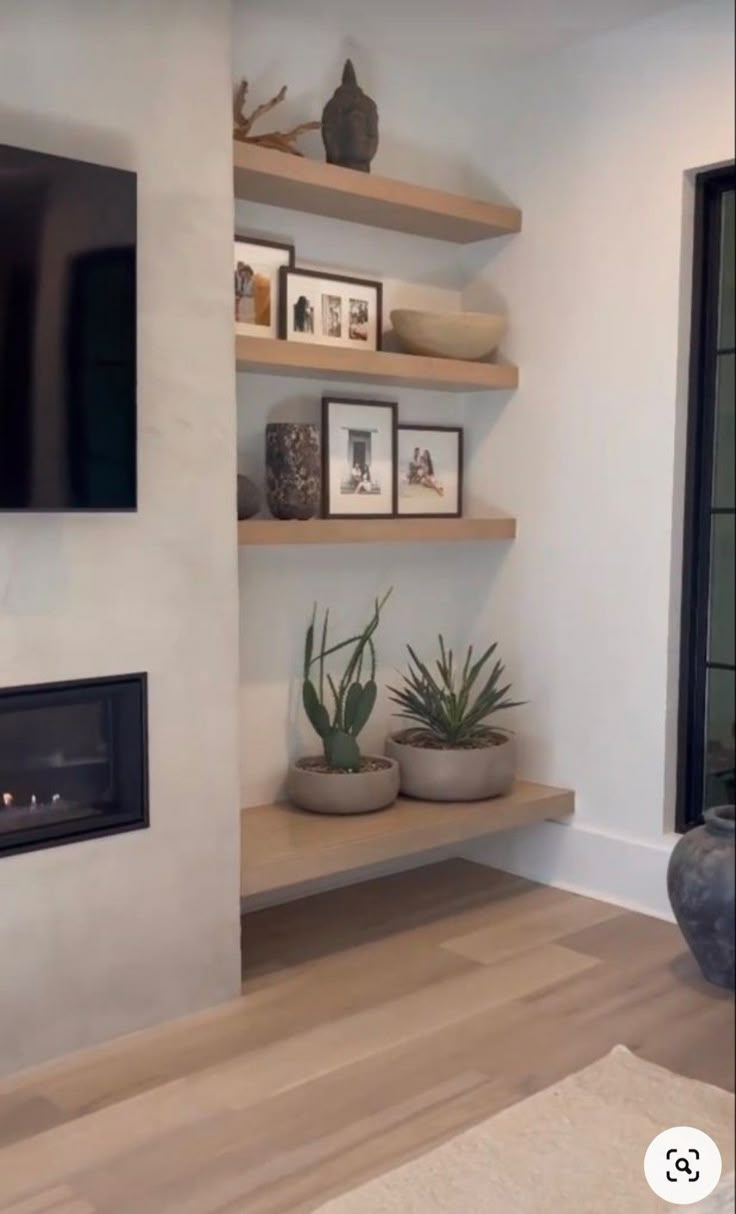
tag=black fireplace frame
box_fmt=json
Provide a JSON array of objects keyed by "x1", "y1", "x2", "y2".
[{"x1": 0, "y1": 672, "x2": 149, "y2": 858}]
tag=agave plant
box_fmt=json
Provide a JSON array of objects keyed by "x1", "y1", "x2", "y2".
[
  {"x1": 302, "y1": 590, "x2": 392, "y2": 772},
  {"x1": 387, "y1": 636, "x2": 523, "y2": 748}
]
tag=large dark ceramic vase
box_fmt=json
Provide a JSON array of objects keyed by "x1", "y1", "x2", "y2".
[
  {"x1": 667, "y1": 805, "x2": 735, "y2": 989},
  {"x1": 265, "y1": 423, "x2": 321, "y2": 521}
]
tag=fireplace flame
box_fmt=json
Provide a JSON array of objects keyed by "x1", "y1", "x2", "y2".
[{"x1": 2, "y1": 792, "x2": 64, "y2": 810}]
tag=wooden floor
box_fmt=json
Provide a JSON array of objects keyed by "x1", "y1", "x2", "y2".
[{"x1": 0, "y1": 861, "x2": 733, "y2": 1213}]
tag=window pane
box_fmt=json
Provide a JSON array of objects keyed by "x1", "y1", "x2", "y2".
[
  {"x1": 719, "y1": 190, "x2": 735, "y2": 349},
  {"x1": 713, "y1": 353, "x2": 735, "y2": 508},
  {"x1": 708, "y1": 512, "x2": 735, "y2": 667},
  {"x1": 704, "y1": 665, "x2": 736, "y2": 810}
]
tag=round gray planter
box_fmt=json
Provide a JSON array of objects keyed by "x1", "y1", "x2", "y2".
[
  {"x1": 386, "y1": 733, "x2": 516, "y2": 802},
  {"x1": 287, "y1": 756, "x2": 399, "y2": 815},
  {"x1": 667, "y1": 804, "x2": 735, "y2": 990}
]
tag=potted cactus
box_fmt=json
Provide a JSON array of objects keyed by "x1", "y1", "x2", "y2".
[
  {"x1": 288, "y1": 590, "x2": 399, "y2": 814},
  {"x1": 386, "y1": 637, "x2": 523, "y2": 801}
]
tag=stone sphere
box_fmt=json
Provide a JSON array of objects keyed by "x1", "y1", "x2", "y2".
[{"x1": 237, "y1": 474, "x2": 261, "y2": 520}]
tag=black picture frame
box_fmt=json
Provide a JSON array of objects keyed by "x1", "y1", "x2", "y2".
[
  {"x1": 396, "y1": 424, "x2": 463, "y2": 518},
  {"x1": 234, "y1": 235, "x2": 295, "y2": 339},
  {"x1": 321, "y1": 396, "x2": 398, "y2": 518},
  {"x1": 279, "y1": 266, "x2": 383, "y2": 352},
  {"x1": 234, "y1": 234, "x2": 295, "y2": 263}
]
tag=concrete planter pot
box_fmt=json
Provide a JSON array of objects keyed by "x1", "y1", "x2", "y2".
[
  {"x1": 287, "y1": 756, "x2": 400, "y2": 815},
  {"x1": 667, "y1": 804, "x2": 735, "y2": 990},
  {"x1": 386, "y1": 733, "x2": 516, "y2": 802}
]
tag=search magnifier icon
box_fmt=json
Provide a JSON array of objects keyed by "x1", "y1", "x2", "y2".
[{"x1": 645, "y1": 1127, "x2": 721, "y2": 1203}]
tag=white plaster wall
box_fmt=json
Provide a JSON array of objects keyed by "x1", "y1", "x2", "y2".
[
  {"x1": 461, "y1": 0, "x2": 735, "y2": 909},
  {"x1": 0, "y1": 0, "x2": 241, "y2": 1075},
  {"x1": 234, "y1": 3, "x2": 735, "y2": 920},
  {"x1": 232, "y1": 12, "x2": 517, "y2": 806},
  {"x1": 231, "y1": 4, "x2": 487, "y2": 193}
]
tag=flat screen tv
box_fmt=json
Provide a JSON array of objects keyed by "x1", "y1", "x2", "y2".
[{"x1": 0, "y1": 144, "x2": 136, "y2": 510}]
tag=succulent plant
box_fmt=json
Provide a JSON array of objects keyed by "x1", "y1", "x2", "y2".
[
  {"x1": 388, "y1": 636, "x2": 523, "y2": 748},
  {"x1": 302, "y1": 590, "x2": 392, "y2": 771}
]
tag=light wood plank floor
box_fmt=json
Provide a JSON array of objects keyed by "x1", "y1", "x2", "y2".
[{"x1": 0, "y1": 860, "x2": 733, "y2": 1213}]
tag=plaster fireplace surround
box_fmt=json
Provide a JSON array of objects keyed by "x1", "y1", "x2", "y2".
[
  {"x1": 0, "y1": 674, "x2": 148, "y2": 858},
  {"x1": 0, "y1": 0, "x2": 241, "y2": 1077}
]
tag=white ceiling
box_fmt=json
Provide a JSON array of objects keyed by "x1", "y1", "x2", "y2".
[{"x1": 241, "y1": 0, "x2": 691, "y2": 64}]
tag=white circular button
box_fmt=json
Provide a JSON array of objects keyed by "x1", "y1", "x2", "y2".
[{"x1": 644, "y1": 1126, "x2": 723, "y2": 1205}]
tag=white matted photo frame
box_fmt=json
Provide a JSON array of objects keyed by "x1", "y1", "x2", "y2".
[
  {"x1": 234, "y1": 236, "x2": 294, "y2": 339},
  {"x1": 396, "y1": 425, "x2": 463, "y2": 517},
  {"x1": 280, "y1": 267, "x2": 382, "y2": 352},
  {"x1": 322, "y1": 397, "x2": 397, "y2": 518}
]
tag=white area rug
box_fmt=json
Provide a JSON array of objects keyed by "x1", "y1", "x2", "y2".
[
  {"x1": 673, "y1": 1173, "x2": 734, "y2": 1213},
  {"x1": 315, "y1": 1047, "x2": 734, "y2": 1213}
]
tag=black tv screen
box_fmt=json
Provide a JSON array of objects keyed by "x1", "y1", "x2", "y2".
[{"x1": 0, "y1": 144, "x2": 136, "y2": 510}]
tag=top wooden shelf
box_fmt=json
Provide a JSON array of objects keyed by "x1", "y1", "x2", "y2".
[{"x1": 233, "y1": 143, "x2": 522, "y2": 244}]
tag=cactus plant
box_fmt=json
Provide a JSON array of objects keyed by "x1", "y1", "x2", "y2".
[{"x1": 302, "y1": 590, "x2": 392, "y2": 772}]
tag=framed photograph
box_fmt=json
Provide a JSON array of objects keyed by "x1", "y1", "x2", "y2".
[
  {"x1": 280, "y1": 267, "x2": 382, "y2": 352},
  {"x1": 322, "y1": 397, "x2": 397, "y2": 518},
  {"x1": 396, "y1": 425, "x2": 463, "y2": 517},
  {"x1": 234, "y1": 236, "x2": 294, "y2": 339}
]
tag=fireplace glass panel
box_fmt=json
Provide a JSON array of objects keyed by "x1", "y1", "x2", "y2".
[{"x1": 0, "y1": 674, "x2": 147, "y2": 857}]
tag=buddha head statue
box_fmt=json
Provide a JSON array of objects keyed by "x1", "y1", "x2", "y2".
[{"x1": 321, "y1": 60, "x2": 379, "y2": 174}]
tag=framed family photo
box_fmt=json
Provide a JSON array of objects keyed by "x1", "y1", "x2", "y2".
[
  {"x1": 396, "y1": 425, "x2": 463, "y2": 517},
  {"x1": 280, "y1": 267, "x2": 382, "y2": 352},
  {"x1": 322, "y1": 397, "x2": 397, "y2": 518},
  {"x1": 234, "y1": 236, "x2": 294, "y2": 339}
]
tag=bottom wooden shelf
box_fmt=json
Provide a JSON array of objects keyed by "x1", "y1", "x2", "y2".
[{"x1": 241, "y1": 780, "x2": 574, "y2": 897}]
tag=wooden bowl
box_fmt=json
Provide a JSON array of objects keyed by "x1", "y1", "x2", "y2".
[{"x1": 391, "y1": 309, "x2": 507, "y2": 361}]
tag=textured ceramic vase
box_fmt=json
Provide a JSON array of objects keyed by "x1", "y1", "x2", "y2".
[
  {"x1": 237, "y1": 474, "x2": 260, "y2": 520},
  {"x1": 386, "y1": 734, "x2": 516, "y2": 802},
  {"x1": 287, "y1": 757, "x2": 399, "y2": 815},
  {"x1": 265, "y1": 423, "x2": 321, "y2": 521},
  {"x1": 667, "y1": 805, "x2": 735, "y2": 989}
]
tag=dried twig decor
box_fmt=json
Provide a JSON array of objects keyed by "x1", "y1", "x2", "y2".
[{"x1": 233, "y1": 79, "x2": 319, "y2": 157}]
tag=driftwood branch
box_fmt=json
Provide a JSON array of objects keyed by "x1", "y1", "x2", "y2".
[
  {"x1": 233, "y1": 79, "x2": 318, "y2": 155},
  {"x1": 239, "y1": 84, "x2": 288, "y2": 136},
  {"x1": 235, "y1": 122, "x2": 321, "y2": 157},
  {"x1": 233, "y1": 79, "x2": 250, "y2": 129}
]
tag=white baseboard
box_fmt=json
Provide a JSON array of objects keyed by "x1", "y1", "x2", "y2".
[
  {"x1": 241, "y1": 819, "x2": 679, "y2": 922},
  {"x1": 461, "y1": 817, "x2": 678, "y2": 921}
]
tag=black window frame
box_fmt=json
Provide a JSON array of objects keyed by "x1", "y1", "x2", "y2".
[{"x1": 676, "y1": 163, "x2": 735, "y2": 833}]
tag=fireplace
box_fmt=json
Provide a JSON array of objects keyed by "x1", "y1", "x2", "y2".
[{"x1": 0, "y1": 674, "x2": 148, "y2": 857}]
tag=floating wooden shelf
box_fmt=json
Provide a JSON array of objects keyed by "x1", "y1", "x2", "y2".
[
  {"x1": 241, "y1": 781, "x2": 574, "y2": 896},
  {"x1": 235, "y1": 335, "x2": 517, "y2": 392},
  {"x1": 238, "y1": 516, "x2": 516, "y2": 547},
  {"x1": 233, "y1": 142, "x2": 521, "y2": 244}
]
